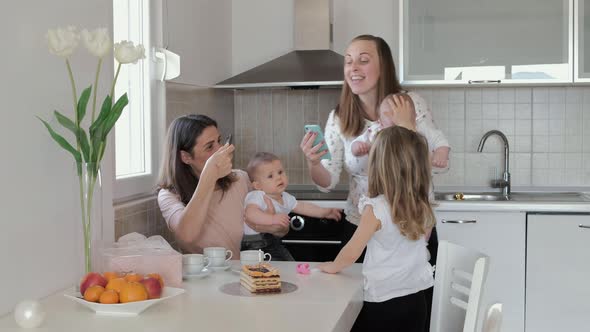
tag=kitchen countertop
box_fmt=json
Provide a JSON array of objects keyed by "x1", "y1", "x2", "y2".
[
  {"x1": 298, "y1": 194, "x2": 590, "y2": 213},
  {"x1": 0, "y1": 262, "x2": 363, "y2": 332}
]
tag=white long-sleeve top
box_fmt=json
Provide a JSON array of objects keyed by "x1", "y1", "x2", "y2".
[{"x1": 318, "y1": 92, "x2": 446, "y2": 225}]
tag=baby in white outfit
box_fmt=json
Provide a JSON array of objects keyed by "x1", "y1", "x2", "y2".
[{"x1": 351, "y1": 93, "x2": 450, "y2": 170}]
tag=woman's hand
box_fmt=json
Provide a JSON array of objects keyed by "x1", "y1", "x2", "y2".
[
  {"x1": 201, "y1": 143, "x2": 235, "y2": 180},
  {"x1": 300, "y1": 131, "x2": 328, "y2": 166},
  {"x1": 386, "y1": 94, "x2": 416, "y2": 131}
]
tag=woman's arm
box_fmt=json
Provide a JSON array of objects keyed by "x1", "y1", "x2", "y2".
[
  {"x1": 318, "y1": 205, "x2": 380, "y2": 273},
  {"x1": 301, "y1": 111, "x2": 345, "y2": 190},
  {"x1": 174, "y1": 144, "x2": 235, "y2": 245},
  {"x1": 244, "y1": 196, "x2": 290, "y2": 237}
]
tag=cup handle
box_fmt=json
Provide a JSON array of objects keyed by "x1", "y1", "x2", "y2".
[
  {"x1": 264, "y1": 253, "x2": 272, "y2": 262},
  {"x1": 225, "y1": 250, "x2": 233, "y2": 262},
  {"x1": 204, "y1": 257, "x2": 211, "y2": 268}
]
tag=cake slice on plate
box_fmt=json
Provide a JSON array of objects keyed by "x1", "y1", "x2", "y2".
[{"x1": 240, "y1": 263, "x2": 281, "y2": 294}]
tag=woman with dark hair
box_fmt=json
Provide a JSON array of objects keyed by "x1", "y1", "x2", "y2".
[{"x1": 157, "y1": 114, "x2": 288, "y2": 256}]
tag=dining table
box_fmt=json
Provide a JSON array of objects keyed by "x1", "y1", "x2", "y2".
[{"x1": 0, "y1": 261, "x2": 364, "y2": 332}]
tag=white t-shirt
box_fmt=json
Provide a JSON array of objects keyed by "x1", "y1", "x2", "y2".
[
  {"x1": 243, "y1": 190, "x2": 298, "y2": 235},
  {"x1": 359, "y1": 195, "x2": 434, "y2": 303}
]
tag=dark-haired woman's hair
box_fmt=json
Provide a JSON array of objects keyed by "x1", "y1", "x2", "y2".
[
  {"x1": 336, "y1": 34, "x2": 403, "y2": 137},
  {"x1": 157, "y1": 114, "x2": 236, "y2": 204}
]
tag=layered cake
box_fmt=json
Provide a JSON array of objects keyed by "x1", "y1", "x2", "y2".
[{"x1": 240, "y1": 263, "x2": 282, "y2": 293}]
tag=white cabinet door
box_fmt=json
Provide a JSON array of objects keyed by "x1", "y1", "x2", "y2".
[
  {"x1": 575, "y1": 0, "x2": 590, "y2": 81},
  {"x1": 401, "y1": 0, "x2": 572, "y2": 85},
  {"x1": 526, "y1": 214, "x2": 590, "y2": 332},
  {"x1": 435, "y1": 211, "x2": 525, "y2": 332}
]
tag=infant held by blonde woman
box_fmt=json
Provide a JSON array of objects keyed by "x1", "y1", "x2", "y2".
[{"x1": 351, "y1": 93, "x2": 450, "y2": 170}]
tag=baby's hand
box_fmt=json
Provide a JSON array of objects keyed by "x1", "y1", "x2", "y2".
[
  {"x1": 432, "y1": 147, "x2": 450, "y2": 168},
  {"x1": 351, "y1": 141, "x2": 371, "y2": 157},
  {"x1": 323, "y1": 208, "x2": 342, "y2": 221},
  {"x1": 271, "y1": 214, "x2": 290, "y2": 228}
]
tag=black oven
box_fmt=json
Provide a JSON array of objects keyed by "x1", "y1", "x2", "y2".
[{"x1": 281, "y1": 212, "x2": 348, "y2": 262}]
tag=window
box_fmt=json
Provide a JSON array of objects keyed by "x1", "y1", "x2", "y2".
[{"x1": 113, "y1": 0, "x2": 165, "y2": 200}]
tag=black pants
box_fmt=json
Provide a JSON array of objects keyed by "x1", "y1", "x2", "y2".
[
  {"x1": 240, "y1": 233, "x2": 295, "y2": 261},
  {"x1": 351, "y1": 290, "x2": 427, "y2": 332}
]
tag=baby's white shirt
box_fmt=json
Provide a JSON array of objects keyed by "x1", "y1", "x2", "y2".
[{"x1": 243, "y1": 190, "x2": 297, "y2": 235}]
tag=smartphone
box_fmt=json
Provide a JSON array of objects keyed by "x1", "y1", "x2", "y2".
[
  {"x1": 304, "y1": 124, "x2": 331, "y2": 160},
  {"x1": 225, "y1": 134, "x2": 233, "y2": 145}
]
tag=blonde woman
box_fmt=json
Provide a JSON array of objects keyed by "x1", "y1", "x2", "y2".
[{"x1": 319, "y1": 125, "x2": 436, "y2": 332}]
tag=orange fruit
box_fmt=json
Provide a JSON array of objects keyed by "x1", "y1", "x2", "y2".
[
  {"x1": 105, "y1": 277, "x2": 127, "y2": 293},
  {"x1": 124, "y1": 273, "x2": 143, "y2": 283},
  {"x1": 99, "y1": 289, "x2": 119, "y2": 304},
  {"x1": 147, "y1": 273, "x2": 164, "y2": 288},
  {"x1": 103, "y1": 271, "x2": 121, "y2": 282},
  {"x1": 83, "y1": 285, "x2": 105, "y2": 302},
  {"x1": 119, "y1": 282, "x2": 148, "y2": 303}
]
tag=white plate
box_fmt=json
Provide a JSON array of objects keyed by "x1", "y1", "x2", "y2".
[
  {"x1": 209, "y1": 263, "x2": 231, "y2": 271},
  {"x1": 63, "y1": 286, "x2": 185, "y2": 316},
  {"x1": 183, "y1": 267, "x2": 212, "y2": 279}
]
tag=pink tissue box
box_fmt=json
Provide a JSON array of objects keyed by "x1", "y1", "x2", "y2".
[{"x1": 101, "y1": 237, "x2": 183, "y2": 288}]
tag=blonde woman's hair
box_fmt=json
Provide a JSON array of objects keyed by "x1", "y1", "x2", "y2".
[
  {"x1": 336, "y1": 34, "x2": 403, "y2": 137},
  {"x1": 367, "y1": 126, "x2": 435, "y2": 240}
]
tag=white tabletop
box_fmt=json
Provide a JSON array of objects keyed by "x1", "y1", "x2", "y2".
[{"x1": 0, "y1": 261, "x2": 364, "y2": 332}]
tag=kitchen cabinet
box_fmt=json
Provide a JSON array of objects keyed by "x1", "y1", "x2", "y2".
[
  {"x1": 575, "y1": 0, "x2": 590, "y2": 81},
  {"x1": 525, "y1": 214, "x2": 590, "y2": 332},
  {"x1": 434, "y1": 210, "x2": 525, "y2": 332},
  {"x1": 165, "y1": 0, "x2": 232, "y2": 86},
  {"x1": 401, "y1": 0, "x2": 572, "y2": 85},
  {"x1": 332, "y1": 0, "x2": 398, "y2": 57}
]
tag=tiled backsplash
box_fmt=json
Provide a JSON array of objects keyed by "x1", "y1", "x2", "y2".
[{"x1": 234, "y1": 87, "x2": 590, "y2": 190}]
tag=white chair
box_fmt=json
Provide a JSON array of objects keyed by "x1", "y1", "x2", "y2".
[
  {"x1": 429, "y1": 241, "x2": 489, "y2": 332},
  {"x1": 482, "y1": 303, "x2": 503, "y2": 332}
]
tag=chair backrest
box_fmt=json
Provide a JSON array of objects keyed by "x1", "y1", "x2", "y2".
[
  {"x1": 429, "y1": 241, "x2": 489, "y2": 332},
  {"x1": 482, "y1": 303, "x2": 503, "y2": 332}
]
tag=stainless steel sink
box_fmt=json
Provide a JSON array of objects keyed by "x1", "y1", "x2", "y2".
[{"x1": 434, "y1": 192, "x2": 590, "y2": 202}]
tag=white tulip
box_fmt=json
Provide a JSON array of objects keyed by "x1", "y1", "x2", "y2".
[
  {"x1": 46, "y1": 26, "x2": 80, "y2": 58},
  {"x1": 114, "y1": 41, "x2": 145, "y2": 64},
  {"x1": 81, "y1": 28, "x2": 112, "y2": 58}
]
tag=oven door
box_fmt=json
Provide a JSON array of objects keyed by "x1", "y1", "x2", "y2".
[{"x1": 281, "y1": 212, "x2": 347, "y2": 262}]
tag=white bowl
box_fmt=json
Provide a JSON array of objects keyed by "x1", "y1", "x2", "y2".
[{"x1": 63, "y1": 286, "x2": 185, "y2": 316}]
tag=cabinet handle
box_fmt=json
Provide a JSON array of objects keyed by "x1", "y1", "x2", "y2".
[
  {"x1": 579, "y1": 224, "x2": 590, "y2": 229},
  {"x1": 442, "y1": 219, "x2": 477, "y2": 224},
  {"x1": 468, "y1": 80, "x2": 501, "y2": 84},
  {"x1": 281, "y1": 240, "x2": 342, "y2": 245}
]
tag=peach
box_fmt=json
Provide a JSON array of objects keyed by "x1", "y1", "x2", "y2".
[
  {"x1": 140, "y1": 277, "x2": 162, "y2": 299},
  {"x1": 80, "y1": 272, "x2": 107, "y2": 295}
]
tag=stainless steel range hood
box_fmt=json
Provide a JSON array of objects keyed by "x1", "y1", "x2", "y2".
[{"x1": 215, "y1": 0, "x2": 343, "y2": 89}]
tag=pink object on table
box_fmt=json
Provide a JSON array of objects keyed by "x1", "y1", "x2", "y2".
[{"x1": 297, "y1": 263, "x2": 311, "y2": 275}]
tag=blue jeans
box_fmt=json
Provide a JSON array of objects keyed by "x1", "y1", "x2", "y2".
[{"x1": 240, "y1": 233, "x2": 294, "y2": 261}]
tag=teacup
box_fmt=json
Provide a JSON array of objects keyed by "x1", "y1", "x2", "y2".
[
  {"x1": 240, "y1": 249, "x2": 272, "y2": 266},
  {"x1": 183, "y1": 254, "x2": 210, "y2": 275},
  {"x1": 204, "y1": 247, "x2": 233, "y2": 267}
]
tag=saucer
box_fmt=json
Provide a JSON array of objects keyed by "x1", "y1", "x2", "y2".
[
  {"x1": 183, "y1": 267, "x2": 212, "y2": 279},
  {"x1": 209, "y1": 263, "x2": 231, "y2": 271}
]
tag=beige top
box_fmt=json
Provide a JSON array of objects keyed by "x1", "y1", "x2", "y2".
[{"x1": 157, "y1": 170, "x2": 250, "y2": 258}]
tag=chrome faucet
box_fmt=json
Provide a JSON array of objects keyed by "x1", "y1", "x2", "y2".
[{"x1": 477, "y1": 130, "x2": 511, "y2": 197}]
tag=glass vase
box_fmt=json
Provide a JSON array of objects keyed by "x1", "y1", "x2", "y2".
[{"x1": 76, "y1": 162, "x2": 103, "y2": 274}]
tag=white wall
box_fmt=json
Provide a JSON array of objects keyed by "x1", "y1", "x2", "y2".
[
  {"x1": 0, "y1": 0, "x2": 114, "y2": 315},
  {"x1": 166, "y1": 0, "x2": 233, "y2": 87},
  {"x1": 231, "y1": 0, "x2": 294, "y2": 75}
]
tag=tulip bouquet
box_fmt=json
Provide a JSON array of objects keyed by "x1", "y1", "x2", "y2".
[{"x1": 38, "y1": 26, "x2": 145, "y2": 273}]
